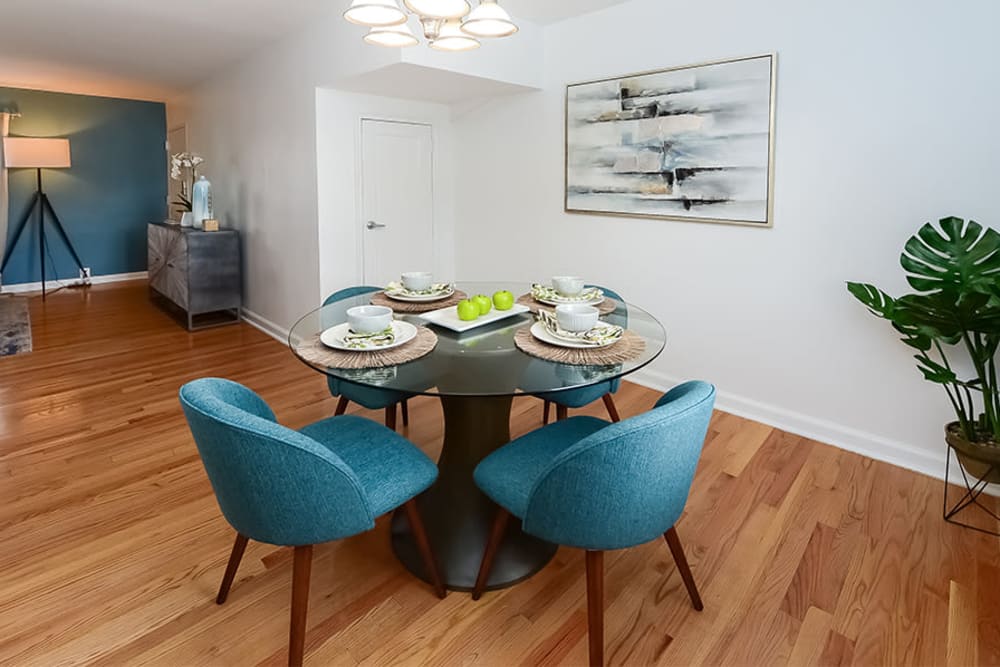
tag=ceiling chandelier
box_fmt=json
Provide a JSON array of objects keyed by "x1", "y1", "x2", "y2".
[{"x1": 344, "y1": 0, "x2": 518, "y2": 52}]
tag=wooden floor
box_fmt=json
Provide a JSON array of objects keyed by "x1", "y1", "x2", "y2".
[{"x1": 1, "y1": 282, "x2": 998, "y2": 666}]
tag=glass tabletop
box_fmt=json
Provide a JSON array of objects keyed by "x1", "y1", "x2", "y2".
[{"x1": 287, "y1": 282, "x2": 667, "y2": 398}]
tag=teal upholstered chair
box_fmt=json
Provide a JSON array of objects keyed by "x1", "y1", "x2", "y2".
[
  {"x1": 536, "y1": 286, "x2": 626, "y2": 424},
  {"x1": 179, "y1": 378, "x2": 445, "y2": 666},
  {"x1": 324, "y1": 286, "x2": 411, "y2": 430},
  {"x1": 472, "y1": 381, "x2": 716, "y2": 666}
]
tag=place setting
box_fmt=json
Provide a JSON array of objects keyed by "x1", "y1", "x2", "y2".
[
  {"x1": 369, "y1": 271, "x2": 467, "y2": 313},
  {"x1": 295, "y1": 302, "x2": 438, "y2": 370},
  {"x1": 517, "y1": 275, "x2": 618, "y2": 315},
  {"x1": 515, "y1": 300, "x2": 645, "y2": 366}
]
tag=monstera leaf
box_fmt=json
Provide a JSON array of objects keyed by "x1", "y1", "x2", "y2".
[
  {"x1": 894, "y1": 291, "x2": 1000, "y2": 339},
  {"x1": 901, "y1": 217, "x2": 1000, "y2": 296},
  {"x1": 847, "y1": 282, "x2": 932, "y2": 350}
]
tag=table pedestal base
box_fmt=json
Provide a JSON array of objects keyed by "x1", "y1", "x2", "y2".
[{"x1": 392, "y1": 395, "x2": 558, "y2": 591}]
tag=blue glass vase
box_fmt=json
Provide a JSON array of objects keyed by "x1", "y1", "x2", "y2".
[{"x1": 191, "y1": 176, "x2": 213, "y2": 228}]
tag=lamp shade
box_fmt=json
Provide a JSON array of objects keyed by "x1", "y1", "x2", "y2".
[
  {"x1": 3, "y1": 137, "x2": 71, "y2": 169},
  {"x1": 365, "y1": 23, "x2": 419, "y2": 47},
  {"x1": 430, "y1": 18, "x2": 480, "y2": 50},
  {"x1": 404, "y1": 0, "x2": 470, "y2": 19},
  {"x1": 344, "y1": 0, "x2": 407, "y2": 27},
  {"x1": 461, "y1": 0, "x2": 517, "y2": 37}
]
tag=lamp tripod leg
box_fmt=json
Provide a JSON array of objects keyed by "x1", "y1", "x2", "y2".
[
  {"x1": 0, "y1": 192, "x2": 41, "y2": 277},
  {"x1": 40, "y1": 195, "x2": 86, "y2": 274}
]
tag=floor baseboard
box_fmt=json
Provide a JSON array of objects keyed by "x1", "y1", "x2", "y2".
[{"x1": 1, "y1": 270, "x2": 149, "y2": 294}]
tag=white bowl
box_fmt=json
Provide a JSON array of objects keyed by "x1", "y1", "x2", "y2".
[
  {"x1": 552, "y1": 276, "x2": 585, "y2": 297},
  {"x1": 347, "y1": 305, "x2": 393, "y2": 334},
  {"x1": 556, "y1": 304, "x2": 599, "y2": 332},
  {"x1": 401, "y1": 271, "x2": 433, "y2": 291}
]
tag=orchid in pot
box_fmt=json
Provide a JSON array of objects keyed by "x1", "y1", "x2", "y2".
[
  {"x1": 847, "y1": 217, "x2": 1000, "y2": 498},
  {"x1": 170, "y1": 152, "x2": 205, "y2": 216}
]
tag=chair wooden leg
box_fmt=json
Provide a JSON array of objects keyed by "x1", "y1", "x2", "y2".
[
  {"x1": 664, "y1": 527, "x2": 703, "y2": 611},
  {"x1": 334, "y1": 397, "x2": 349, "y2": 416},
  {"x1": 586, "y1": 550, "x2": 604, "y2": 667},
  {"x1": 385, "y1": 405, "x2": 397, "y2": 431},
  {"x1": 556, "y1": 405, "x2": 568, "y2": 421},
  {"x1": 404, "y1": 499, "x2": 447, "y2": 599},
  {"x1": 401, "y1": 399, "x2": 409, "y2": 426},
  {"x1": 601, "y1": 394, "x2": 621, "y2": 423},
  {"x1": 216, "y1": 533, "x2": 249, "y2": 604},
  {"x1": 288, "y1": 545, "x2": 313, "y2": 667},
  {"x1": 543, "y1": 400, "x2": 551, "y2": 425},
  {"x1": 472, "y1": 507, "x2": 510, "y2": 600}
]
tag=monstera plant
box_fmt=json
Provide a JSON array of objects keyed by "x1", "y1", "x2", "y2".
[{"x1": 847, "y1": 216, "x2": 1000, "y2": 481}]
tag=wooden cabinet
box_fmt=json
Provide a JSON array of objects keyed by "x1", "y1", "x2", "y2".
[{"x1": 147, "y1": 222, "x2": 241, "y2": 330}]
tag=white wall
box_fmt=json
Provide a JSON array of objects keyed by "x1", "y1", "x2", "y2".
[
  {"x1": 315, "y1": 89, "x2": 457, "y2": 297},
  {"x1": 452, "y1": 0, "x2": 1000, "y2": 476}
]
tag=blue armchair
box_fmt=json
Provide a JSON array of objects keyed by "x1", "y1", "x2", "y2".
[
  {"x1": 324, "y1": 286, "x2": 411, "y2": 430},
  {"x1": 179, "y1": 378, "x2": 445, "y2": 666},
  {"x1": 536, "y1": 286, "x2": 626, "y2": 424},
  {"x1": 471, "y1": 381, "x2": 716, "y2": 666}
]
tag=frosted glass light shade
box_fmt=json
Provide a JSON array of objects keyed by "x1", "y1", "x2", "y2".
[
  {"x1": 461, "y1": 0, "x2": 517, "y2": 38},
  {"x1": 404, "y1": 0, "x2": 470, "y2": 19},
  {"x1": 430, "y1": 19, "x2": 480, "y2": 50},
  {"x1": 344, "y1": 0, "x2": 407, "y2": 27},
  {"x1": 3, "y1": 137, "x2": 71, "y2": 168},
  {"x1": 364, "y1": 23, "x2": 419, "y2": 47}
]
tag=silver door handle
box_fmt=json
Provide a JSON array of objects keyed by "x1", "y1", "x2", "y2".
[{"x1": 366, "y1": 221, "x2": 386, "y2": 230}]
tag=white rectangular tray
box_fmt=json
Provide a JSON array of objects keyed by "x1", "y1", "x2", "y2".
[{"x1": 419, "y1": 303, "x2": 531, "y2": 333}]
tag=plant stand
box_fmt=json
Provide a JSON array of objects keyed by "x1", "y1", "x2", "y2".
[{"x1": 944, "y1": 444, "x2": 1000, "y2": 536}]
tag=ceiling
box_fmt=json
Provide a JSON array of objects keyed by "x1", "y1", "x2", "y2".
[{"x1": 0, "y1": 0, "x2": 630, "y2": 101}]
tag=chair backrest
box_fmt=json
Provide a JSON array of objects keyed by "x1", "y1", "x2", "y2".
[
  {"x1": 523, "y1": 381, "x2": 716, "y2": 550},
  {"x1": 179, "y1": 378, "x2": 375, "y2": 546},
  {"x1": 323, "y1": 285, "x2": 383, "y2": 308}
]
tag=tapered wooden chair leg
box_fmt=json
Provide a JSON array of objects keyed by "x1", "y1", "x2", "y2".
[
  {"x1": 334, "y1": 397, "x2": 349, "y2": 416},
  {"x1": 543, "y1": 400, "x2": 551, "y2": 424},
  {"x1": 404, "y1": 499, "x2": 447, "y2": 599},
  {"x1": 586, "y1": 550, "x2": 604, "y2": 667},
  {"x1": 664, "y1": 527, "x2": 703, "y2": 611},
  {"x1": 288, "y1": 545, "x2": 313, "y2": 667},
  {"x1": 401, "y1": 399, "x2": 409, "y2": 426},
  {"x1": 385, "y1": 405, "x2": 397, "y2": 431},
  {"x1": 472, "y1": 507, "x2": 510, "y2": 600},
  {"x1": 216, "y1": 533, "x2": 249, "y2": 604},
  {"x1": 556, "y1": 405, "x2": 569, "y2": 421},
  {"x1": 601, "y1": 394, "x2": 621, "y2": 422}
]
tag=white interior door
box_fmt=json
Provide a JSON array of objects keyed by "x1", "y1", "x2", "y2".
[{"x1": 361, "y1": 119, "x2": 434, "y2": 287}]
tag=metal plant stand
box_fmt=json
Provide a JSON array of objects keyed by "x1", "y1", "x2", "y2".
[{"x1": 943, "y1": 445, "x2": 1000, "y2": 536}]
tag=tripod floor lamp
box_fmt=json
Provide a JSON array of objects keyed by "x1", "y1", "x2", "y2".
[{"x1": 1, "y1": 136, "x2": 86, "y2": 298}]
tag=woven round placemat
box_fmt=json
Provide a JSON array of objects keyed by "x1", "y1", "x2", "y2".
[
  {"x1": 514, "y1": 327, "x2": 645, "y2": 365},
  {"x1": 516, "y1": 293, "x2": 617, "y2": 315},
  {"x1": 370, "y1": 290, "x2": 468, "y2": 313},
  {"x1": 295, "y1": 325, "x2": 437, "y2": 370}
]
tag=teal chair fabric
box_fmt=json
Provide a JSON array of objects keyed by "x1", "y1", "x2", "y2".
[
  {"x1": 534, "y1": 285, "x2": 624, "y2": 411},
  {"x1": 475, "y1": 380, "x2": 716, "y2": 550},
  {"x1": 179, "y1": 377, "x2": 437, "y2": 546},
  {"x1": 324, "y1": 286, "x2": 411, "y2": 411}
]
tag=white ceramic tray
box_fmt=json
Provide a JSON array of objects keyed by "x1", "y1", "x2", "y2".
[{"x1": 420, "y1": 303, "x2": 530, "y2": 333}]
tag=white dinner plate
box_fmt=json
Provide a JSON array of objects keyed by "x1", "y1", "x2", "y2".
[
  {"x1": 384, "y1": 286, "x2": 456, "y2": 303},
  {"x1": 420, "y1": 303, "x2": 530, "y2": 333},
  {"x1": 320, "y1": 320, "x2": 418, "y2": 351},
  {"x1": 529, "y1": 321, "x2": 620, "y2": 349},
  {"x1": 533, "y1": 291, "x2": 606, "y2": 307}
]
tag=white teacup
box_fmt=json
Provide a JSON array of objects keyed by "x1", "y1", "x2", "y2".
[
  {"x1": 552, "y1": 276, "x2": 585, "y2": 297},
  {"x1": 555, "y1": 304, "x2": 599, "y2": 333},
  {"x1": 401, "y1": 271, "x2": 433, "y2": 292},
  {"x1": 347, "y1": 305, "x2": 393, "y2": 334}
]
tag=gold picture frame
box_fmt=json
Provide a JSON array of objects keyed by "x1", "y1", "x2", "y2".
[{"x1": 565, "y1": 53, "x2": 777, "y2": 228}]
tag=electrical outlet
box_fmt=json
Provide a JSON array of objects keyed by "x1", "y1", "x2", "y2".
[{"x1": 79, "y1": 268, "x2": 92, "y2": 283}]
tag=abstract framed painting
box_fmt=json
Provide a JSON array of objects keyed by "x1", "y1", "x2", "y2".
[{"x1": 565, "y1": 53, "x2": 777, "y2": 227}]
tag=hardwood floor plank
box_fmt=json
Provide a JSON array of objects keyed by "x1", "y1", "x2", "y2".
[{"x1": 1, "y1": 283, "x2": 998, "y2": 666}]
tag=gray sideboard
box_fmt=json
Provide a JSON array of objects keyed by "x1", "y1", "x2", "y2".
[{"x1": 147, "y1": 222, "x2": 242, "y2": 330}]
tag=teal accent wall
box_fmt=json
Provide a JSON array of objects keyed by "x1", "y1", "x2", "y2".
[{"x1": 1, "y1": 88, "x2": 166, "y2": 285}]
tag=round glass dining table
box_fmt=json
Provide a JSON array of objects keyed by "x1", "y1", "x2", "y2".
[{"x1": 288, "y1": 282, "x2": 667, "y2": 592}]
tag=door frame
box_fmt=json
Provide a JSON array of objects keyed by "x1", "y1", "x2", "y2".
[{"x1": 355, "y1": 116, "x2": 436, "y2": 286}]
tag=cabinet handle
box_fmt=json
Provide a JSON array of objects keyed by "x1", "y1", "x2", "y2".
[{"x1": 167, "y1": 262, "x2": 175, "y2": 268}]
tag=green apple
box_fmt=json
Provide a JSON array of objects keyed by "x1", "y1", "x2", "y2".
[
  {"x1": 472, "y1": 294, "x2": 493, "y2": 315},
  {"x1": 492, "y1": 290, "x2": 515, "y2": 311},
  {"x1": 457, "y1": 299, "x2": 480, "y2": 321}
]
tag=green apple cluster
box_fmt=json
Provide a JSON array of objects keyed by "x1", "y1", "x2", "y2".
[{"x1": 457, "y1": 290, "x2": 515, "y2": 321}]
